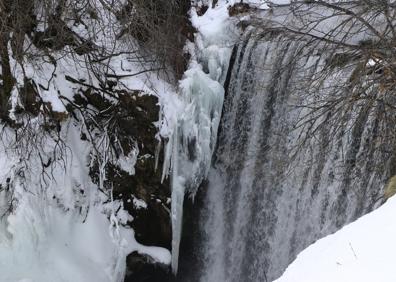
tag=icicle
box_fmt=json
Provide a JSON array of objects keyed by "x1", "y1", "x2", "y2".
[{"x1": 170, "y1": 125, "x2": 185, "y2": 273}]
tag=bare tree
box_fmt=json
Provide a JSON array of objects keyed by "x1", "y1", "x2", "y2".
[
  {"x1": 0, "y1": 0, "x2": 189, "y2": 216},
  {"x1": 251, "y1": 1, "x2": 396, "y2": 148}
]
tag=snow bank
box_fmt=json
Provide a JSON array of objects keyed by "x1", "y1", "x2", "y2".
[
  {"x1": 276, "y1": 196, "x2": 396, "y2": 282},
  {"x1": 0, "y1": 121, "x2": 170, "y2": 282},
  {"x1": 0, "y1": 125, "x2": 124, "y2": 282}
]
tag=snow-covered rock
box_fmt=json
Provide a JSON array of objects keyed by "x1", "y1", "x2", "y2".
[{"x1": 276, "y1": 196, "x2": 396, "y2": 282}]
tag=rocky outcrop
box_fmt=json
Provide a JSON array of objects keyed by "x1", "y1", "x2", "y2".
[
  {"x1": 125, "y1": 252, "x2": 173, "y2": 282},
  {"x1": 64, "y1": 82, "x2": 173, "y2": 280}
]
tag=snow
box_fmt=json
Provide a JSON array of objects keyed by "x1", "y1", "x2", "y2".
[
  {"x1": 132, "y1": 196, "x2": 148, "y2": 210},
  {"x1": 0, "y1": 119, "x2": 170, "y2": 282},
  {"x1": 117, "y1": 149, "x2": 138, "y2": 176},
  {"x1": 0, "y1": 0, "x2": 257, "y2": 280},
  {"x1": 1, "y1": 2, "x2": 179, "y2": 279},
  {"x1": 0, "y1": 125, "x2": 125, "y2": 282},
  {"x1": 0, "y1": 201, "x2": 169, "y2": 282},
  {"x1": 249, "y1": 0, "x2": 290, "y2": 9},
  {"x1": 276, "y1": 196, "x2": 396, "y2": 282}
]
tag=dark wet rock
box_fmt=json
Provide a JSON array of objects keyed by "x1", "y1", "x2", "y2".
[
  {"x1": 84, "y1": 90, "x2": 171, "y2": 249},
  {"x1": 228, "y1": 3, "x2": 255, "y2": 17},
  {"x1": 125, "y1": 252, "x2": 174, "y2": 282}
]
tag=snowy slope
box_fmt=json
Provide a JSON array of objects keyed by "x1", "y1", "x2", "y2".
[
  {"x1": 0, "y1": 122, "x2": 171, "y2": 282},
  {"x1": 276, "y1": 197, "x2": 396, "y2": 282}
]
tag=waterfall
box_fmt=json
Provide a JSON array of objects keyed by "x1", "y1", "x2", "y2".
[{"x1": 193, "y1": 28, "x2": 396, "y2": 282}]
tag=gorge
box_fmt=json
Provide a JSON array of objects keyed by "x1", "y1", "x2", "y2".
[{"x1": 0, "y1": 1, "x2": 395, "y2": 282}]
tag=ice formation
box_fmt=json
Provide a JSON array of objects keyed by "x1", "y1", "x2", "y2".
[{"x1": 161, "y1": 0, "x2": 239, "y2": 273}]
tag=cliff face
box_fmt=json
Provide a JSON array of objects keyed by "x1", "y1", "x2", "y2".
[
  {"x1": 80, "y1": 90, "x2": 174, "y2": 280},
  {"x1": 0, "y1": 0, "x2": 194, "y2": 281}
]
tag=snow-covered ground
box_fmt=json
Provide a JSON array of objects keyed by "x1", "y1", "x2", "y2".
[
  {"x1": 276, "y1": 196, "x2": 396, "y2": 282},
  {"x1": 0, "y1": 122, "x2": 171, "y2": 282}
]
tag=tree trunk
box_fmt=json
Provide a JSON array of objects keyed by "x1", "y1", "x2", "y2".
[{"x1": 0, "y1": 31, "x2": 14, "y2": 118}]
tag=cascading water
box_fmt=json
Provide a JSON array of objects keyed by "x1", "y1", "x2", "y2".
[{"x1": 190, "y1": 27, "x2": 396, "y2": 282}]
